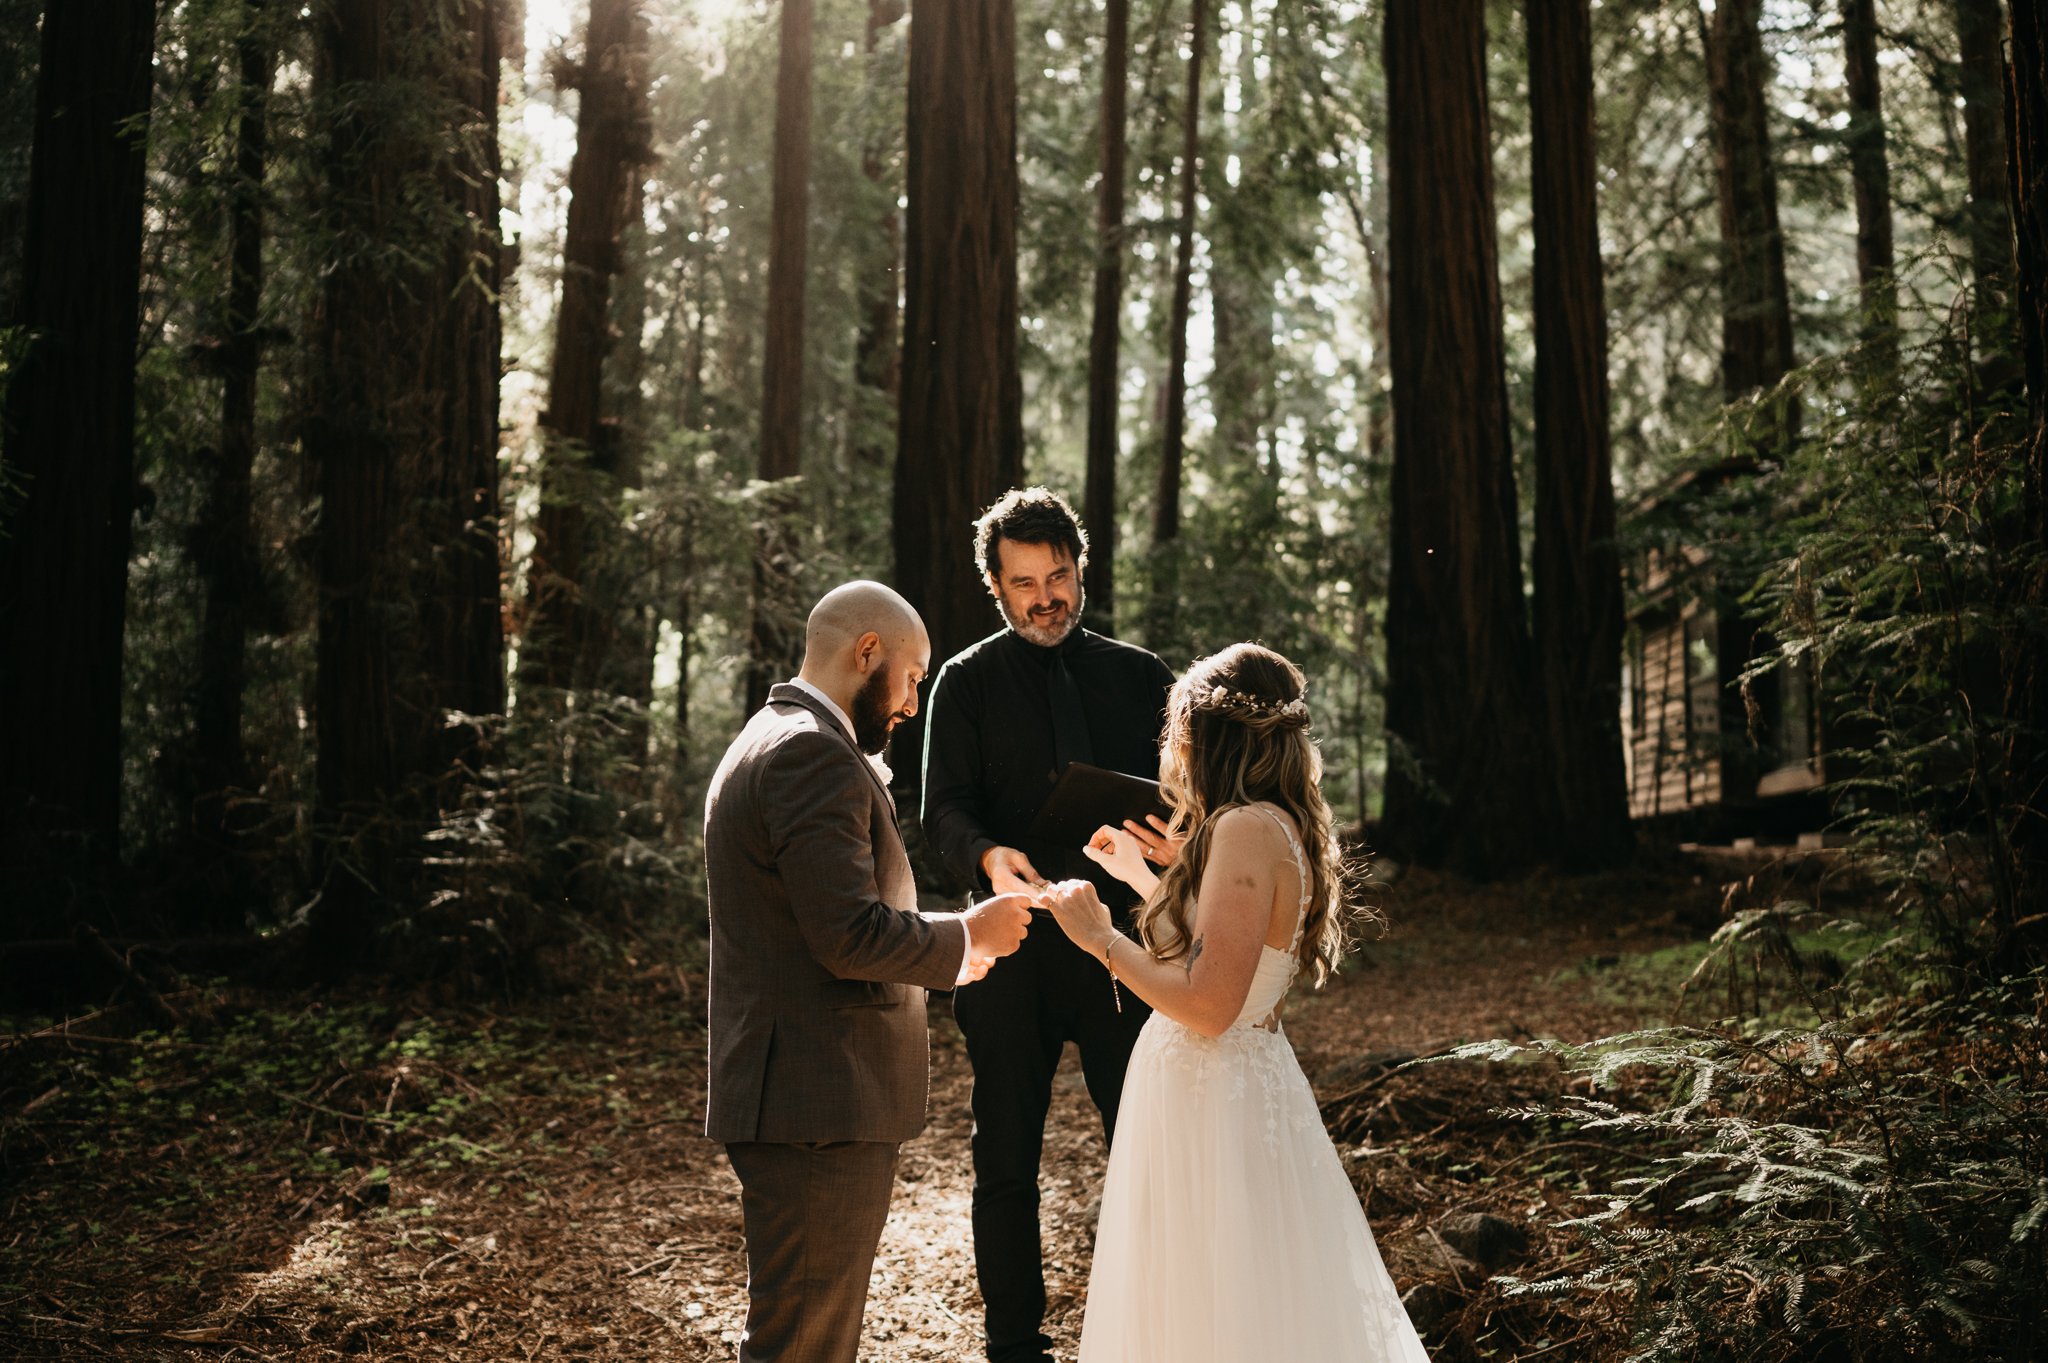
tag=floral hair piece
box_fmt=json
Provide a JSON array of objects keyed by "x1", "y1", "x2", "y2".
[{"x1": 1191, "y1": 683, "x2": 1310, "y2": 725}]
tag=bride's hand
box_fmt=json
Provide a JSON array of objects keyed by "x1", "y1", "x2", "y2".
[
  {"x1": 1123, "y1": 814, "x2": 1184, "y2": 868},
  {"x1": 1043, "y1": 878, "x2": 1114, "y2": 953},
  {"x1": 1082, "y1": 824, "x2": 1154, "y2": 891}
]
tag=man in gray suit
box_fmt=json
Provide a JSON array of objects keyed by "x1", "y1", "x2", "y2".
[{"x1": 705, "y1": 580, "x2": 1034, "y2": 1363}]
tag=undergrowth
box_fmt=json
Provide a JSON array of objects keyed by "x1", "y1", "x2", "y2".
[{"x1": 1454, "y1": 289, "x2": 2048, "y2": 1360}]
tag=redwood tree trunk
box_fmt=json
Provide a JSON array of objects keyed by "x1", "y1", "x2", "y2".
[
  {"x1": 524, "y1": 0, "x2": 651, "y2": 704},
  {"x1": 2004, "y1": 0, "x2": 2047, "y2": 933},
  {"x1": 895, "y1": 0, "x2": 1022, "y2": 671},
  {"x1": 1379, "y1": 0, "x2": 1550, "y2": 877},
  {"x1": 1842, "y1": 0, "x2": 1896, "y2": 357},
  {"x1": 1704, "y1": 0, "x2": 1799, "y2": 450},
  {"x1": 0, "y1": 0, "x2": 156, "y2": 855},
  {"x1": 1528, "y1": 0, "x2": 1631, "y2": 871},
  {"x1": 759, "y1": 0, "x2": 814, "y2": 488},
  {"x1": 747, "y1": 0, "x2": 815, "y2": 712},
  {"x1": 194, "y1": 2, "x2": 275, "y2": 844},
  {"x1": 1082, "y1": 0, "x2": 1130, "y2": 633},
  {"x1": 1152, "y1": 0, "x2": 1205, "y2": 556},
  {"x1": 307, "y1": 0, "x2": 506, "y2": 966},
  {"x1": 1958, "y1": 0, "x2": 2013, "y2": 344},
  {"x1": 853, "y1": 0, "x2": 904, "y2": 486},
  {"x1": 1210, "y1": 7, "x2": 1275, "y2": 485}
]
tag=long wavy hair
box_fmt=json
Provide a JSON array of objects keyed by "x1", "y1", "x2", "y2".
[{"x1": 1135, "y1": 643, "x2": 1352, "y2": 986}]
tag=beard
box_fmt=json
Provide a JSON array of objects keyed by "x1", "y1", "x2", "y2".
[
  {"x1": 851, "y1": 667, "x2": 901, "y2": 756},
  {"x1": 1000, "y1": 585, "x2": 1086, "y2": 648}
]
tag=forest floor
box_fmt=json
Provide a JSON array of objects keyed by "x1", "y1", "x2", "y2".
[{"x1": 0, "y1": 846, "x2": 1853, "y2": 1362}]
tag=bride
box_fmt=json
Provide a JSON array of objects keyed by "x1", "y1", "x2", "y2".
[{"x1": 1042, "y1": 643, "x2": 1432, "y2": 1362}]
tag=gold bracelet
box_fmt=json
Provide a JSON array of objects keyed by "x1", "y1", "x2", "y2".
[{"x1": 1103, "y1": 934, "x2": 1123, "y2": 1013}]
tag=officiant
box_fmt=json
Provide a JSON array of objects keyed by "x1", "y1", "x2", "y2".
[{"x1": 921, "y1": 487, "x2": 1178, "y2": 1363}]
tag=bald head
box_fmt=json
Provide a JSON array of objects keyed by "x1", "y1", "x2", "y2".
[
  {"x1": 796, "y1": 582, "x2": 931, "y2": 752},
  {"x1": 804, "y1": 580, "x2": 924, "y2": 664}
]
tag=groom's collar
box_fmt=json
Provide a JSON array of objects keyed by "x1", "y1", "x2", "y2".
[{"x1": 779, "y1": 676, "x2": 856, "y2": 743}]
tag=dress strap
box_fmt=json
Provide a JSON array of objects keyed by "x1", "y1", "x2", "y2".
[{"x1": 1248, "y1": 802, "x2": 1311, "y2": 950}]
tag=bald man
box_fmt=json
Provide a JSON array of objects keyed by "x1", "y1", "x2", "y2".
[{"x1": 704, "y1": 581, "x2": 1034, "y2": 1363}]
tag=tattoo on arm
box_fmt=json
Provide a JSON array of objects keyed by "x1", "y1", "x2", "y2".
[{"x1": 1184, "y1": 935, "x2": 1205, "y2": 977}]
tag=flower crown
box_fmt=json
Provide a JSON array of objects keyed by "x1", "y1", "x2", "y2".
[{"x1": 1190, "y1": 683, "x2": 1310, "y2": 725}]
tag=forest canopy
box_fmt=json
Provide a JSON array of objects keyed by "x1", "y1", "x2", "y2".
[{"x1": 0, "y1": 0, "x2": 2038, "y2": 978}]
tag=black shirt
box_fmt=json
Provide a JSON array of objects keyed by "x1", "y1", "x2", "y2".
[{"x1": 921, "y1": 626, "x2": 1177, "y2": 908}]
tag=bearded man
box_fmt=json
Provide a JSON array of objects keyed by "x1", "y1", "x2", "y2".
[
  {"x1": 919, "y1": 488, "x2": 1178, "y2": 1363},
  {"x1": 704, "y1": 580, "x2": 1033, "y2": 1363}
]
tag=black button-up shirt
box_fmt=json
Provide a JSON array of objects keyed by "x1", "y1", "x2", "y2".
[{"x1": 920, "y1": 626, "x2": 1177, "y2": 909}]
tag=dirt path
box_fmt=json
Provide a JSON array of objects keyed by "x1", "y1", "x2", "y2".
[{"x1": 1, "y1": 860, "x2": 1723, "y2": 1361}]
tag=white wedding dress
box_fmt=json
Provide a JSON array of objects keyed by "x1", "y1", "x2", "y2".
[{"x1": 1078, "y1": 805, "x2": 1432, "y2": 1363}]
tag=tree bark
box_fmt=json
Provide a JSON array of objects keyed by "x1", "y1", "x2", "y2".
[
  {"x1": 747, "y1": 0, "x2": 816, "y2": 714},
  {"x1": 1527, "y1": 0, "x2": 1631, "y2": 871},
  {"x1": 1958, "y1": 0, "x2": 2013, "y2": 343},
  {"x1": 1842, "y1": 0, "x2": 1897, "y2": 360},
  {"x1": 523, "y1": 0, "x2": 651, "y2": 705},
  {"x1": 853, "y1": 0, "x2": 904, "y2": 486},
  {"x1": 2004, "y1": 0, "x2": 2047, "y2": 931},
  {"x1": 895, "y1": 0, "x2": 1022, "y2": 672},
  {"x1": 1210, "y1": 5, "x2": 1274, "y2": 485},
  {"x1": 1379, "y1": 0, "x2": 1550, "y2": 878},
  {"x1": 193, "y1": 1, "x2": 276, "y2": 847},
  {"x1": 306, "y1": 0, "x2": 506, "y2": 967},
  {"x1": 1152, "y1": 0, "x2": 1205, "y2": 556},
  {"x1": 759, "y1": 0, "x2": 814, "y2": 487},
  {"x1": 1703, "y1": 0, "x2": 1800, "y2": 451},
  {"x1": 0, "y1": 0, "x2": 157, "y2": 853},
  {"x1": 1083, "y1": 0, "x2": 1130, "y2": 634}
]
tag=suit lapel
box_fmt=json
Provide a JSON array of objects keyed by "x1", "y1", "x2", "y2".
[{"x1": 766, "y1": 683, "x2": 900, "y2": 825}]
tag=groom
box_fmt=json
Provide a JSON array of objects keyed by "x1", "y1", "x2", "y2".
[{"x1": 704, "y1": 580, "x2": 1034, "y2": 1363}]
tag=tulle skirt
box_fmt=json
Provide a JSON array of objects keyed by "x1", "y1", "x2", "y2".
[{"x1": 1077, "y1": 1014, "x2": 1433, "y2": 1363}]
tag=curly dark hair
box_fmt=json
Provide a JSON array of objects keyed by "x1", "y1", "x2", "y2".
[{"x1": 972, "y1": 486, "x2": 1090, "y2": 579}]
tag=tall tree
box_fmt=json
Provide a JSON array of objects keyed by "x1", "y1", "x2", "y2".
[
  {"x1": 1841, "y1": 0, "x2": 1896, "y2": 359},
  {"x1": 193, "y1": 0, "x2": 277, "y2": 850},
  {"x1": 895, "y1": 0, "x2": 1022, "y2": 671},
  {"x1": 1148, "y1": 0, "x2": 1206, "y2": 639},
  {"x1": 746, "y1": 0, "x2": 815, "y2": 712},
  {"x1": 0, "y1": 0, "x2": 157, "y2": 854},
  {"x1": 2005, "y1": 0, "x2": 2048, "y2": 935},
  {"x1": 1702, "y1": 0, "x2": 1799, "y2": 451},
  {"x1": 1379, "y1": 0, "x2": 1549, "y2": 877},
  {"x1": 1956, "y1": 0, "x2": 2013, "y2": 350},
  {"x1": 1528, "y1": 0, "x2": 1631, "y2": 871},
  {"x1": 523, "y1": 0, "x2": 652, "y2": 705},
  {"x1": 1209, "y1": 5, "x2": 1276, "y2": 486},
  {"x1": 853, "y1": 0, "x2": 905, "y2": 488},
  {"x1": 306, "y1": 0, "x2": 506, "y2": 967},
  {"x1": 1083, "y1": 0, "x2": 1130, "y2": 633}
]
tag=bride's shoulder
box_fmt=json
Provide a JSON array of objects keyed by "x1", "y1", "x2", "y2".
[{"x1": 1208, "y1": 802, "x2": 1295, "y2": 849}]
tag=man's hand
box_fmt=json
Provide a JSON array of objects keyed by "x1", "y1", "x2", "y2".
[
  {"x1": 1121, "y1": 814, "x2": 1184, "y2": 868},
  {"x1": 980, "y1": 845, "x2": 1046, "y2": 898},
  {"x1": 962, "y1": 892, "x2": 1033, "y2": 959}
]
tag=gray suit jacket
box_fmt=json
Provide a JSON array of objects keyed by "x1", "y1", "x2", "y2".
[{"x1": 703, "y1": 683, "x2": 969, "y2": 1144}]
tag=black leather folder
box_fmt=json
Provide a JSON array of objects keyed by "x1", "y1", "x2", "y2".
[{"x1": 1027, "y1": 761, "x2": 1174, "y2": 849}]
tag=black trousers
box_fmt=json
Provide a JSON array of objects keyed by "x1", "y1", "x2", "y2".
[
  {"x1": 725, "y1": 1139, "x2": 901, "y2": 1363},
  {"x1": 950, "y1": 921, "x2": 1152, "y2": 1363}
]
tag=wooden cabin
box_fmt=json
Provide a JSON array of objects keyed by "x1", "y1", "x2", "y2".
[{"x1": 1620, "y1": 466, "x2": 1826, "y2": 832}]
